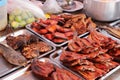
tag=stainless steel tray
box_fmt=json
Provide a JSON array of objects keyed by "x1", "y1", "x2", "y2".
[
  {"x1": 109, "y1": 20, "x2": 120, "y2": 27},
  {"x1": 0, "y1": 29, "x2": 56, "y2": 78},
  {"x1": 98, "y1": 29, "x2": 120, "y2": 44},
  {"x1": 1, "y1": 58, "x2": 82, "y2": 80},
  {"x1": 50, "y1": 49, "x2": 120, "y2": 80},
  {"x1": 26, "y1": 24, "x2": 89, "y2": 47},
  {"x1": 98, "y1": 20, "x2": 120, "y2": 42}
]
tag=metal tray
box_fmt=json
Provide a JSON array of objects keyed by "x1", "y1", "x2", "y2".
[
  {"x1": 98, "y1": 20, "x2": 120, "y2": 41},
  {"x1": 26, "y1": 24, "x2": 89, "y2": 47},
  {"x1": 109, "y1": 20, "x2": 120, "y2": 27},
  {"x1": 98, "y1": 29, "x2": 120, "y2": 44},
  {"x1": 1, "y1": 58, "x2": 82, "y2": 80},
  {"x1": 50, "y1": 49, "x2": 120, "y2": 80},
  {"x1": 0, "y1": 29, "x2": 56, "y2": 78}
]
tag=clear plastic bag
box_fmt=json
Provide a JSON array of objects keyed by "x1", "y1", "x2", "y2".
[
  {"x1": 8, "y1": 0, "x2": 46, "y2": 29},
  {"x1": 42, "y1": 0, "x2": 63, "y2": 14}
]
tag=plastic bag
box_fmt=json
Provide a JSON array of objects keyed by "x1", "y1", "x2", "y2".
[
  {"x1": 8, "y1": 0, "x2": 46, "y2": 19},
  {"x1": 8, "y1": 0, "x2": 46, "y2": 29},
  {"x1": 42, "y1": 0, "x2": 63, "y2": 14},
  {"x1": 30, "y1": 0, "x2": 43, "y2": 8}
]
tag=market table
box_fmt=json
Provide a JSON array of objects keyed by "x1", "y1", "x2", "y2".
[{"x1": 1, "y1": 1, "x2": 120, "y2": 80}]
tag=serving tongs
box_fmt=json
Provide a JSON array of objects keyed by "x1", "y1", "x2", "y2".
[{"x1": 99, "y1": 25, "x2": 120, "y2": 39}]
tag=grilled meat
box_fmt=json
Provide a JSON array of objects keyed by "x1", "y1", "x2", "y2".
[
  {"x1": 22, "y1": 42, "x2": 52, "y2": 59},
  {"x1": 0, "y1": 43, "x2": 27, "y2": 66},
  {"x1": 60, "y1": 28, "x2": 120, "y2": 80},
  {"x1": 94, "y1": 61, "x2": 119, "y2": 72},
  {"x1": 63, "y1": 59, "x2": 93, "y2": 67},
  {"x1": 31, "y1": 60, "x2": 54, "y2": 78},
  {"x1": 54, "y1": 32, "x2": 68, "y2": 40},
  {"x1": 63, "y1": 14, "x2": 96, "y2": 35},
  {"x1": 31, "y1": 59, "x2": 82, "y2": 80},
  {"x1": 91, "y1": 54, "x2": 113, "y2": 63},
  {"x1": 52, "y1": 38, "x2": 66, "y2": 43},
  {"x1": 77, "y1": 68, "x2": 105, "y2": 80},
  {"x1": 108, "y1": 45, "x2": 120, "y2": 62},
  {"x1": 6, "y1": 35, "x2": 38, "y2": 50},
  {"x1": 60, "y1": 50, "x2": 87, "y2": 62}
]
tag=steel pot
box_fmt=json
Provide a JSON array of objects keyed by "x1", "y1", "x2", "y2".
[{"x1": 83, "y1": 0, "x2": 120, "y2": 21}]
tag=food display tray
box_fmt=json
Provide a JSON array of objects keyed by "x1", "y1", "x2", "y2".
[
  {"x1": 109, "y1": 20, "x2": 120, "y2": 27},
  {"x1": 50, "y1": 49, "x2": 120, "y2": 80},
  {"x1": 0, "y1": 29, "x2": 56, "y2": 78},
  {"x1": 98, "y1": 29, "x2": 120, "y2": 44},
  {"x1": 26, "y1": 24, "x2": 89, "y2": 47},
  {"x1": 98, "y1": 20, "x2": 120, "y2": 42},
  {"x1": 1, "y1": 58, "x2": 82, "y2": 80}
]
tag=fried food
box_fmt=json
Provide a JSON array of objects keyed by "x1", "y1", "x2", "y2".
[
  {"x1": 0, "y1": 43, "x2": 27, "y2": 66},
  {"x1": 60, "y1": 29, "x2": 120, "y2": 80},
  {"x1": 6, "y1": 34, "x2": 52, "y2": 59},
  {"x1": 31, "y1": 59, "x2": 82, "y2": 80},
  {"x1": 22, "y1": 42, "x2": 52, "y2": 59},
  {"x1": 6, "y1": 35, "x2": 38, "y2": 50}
]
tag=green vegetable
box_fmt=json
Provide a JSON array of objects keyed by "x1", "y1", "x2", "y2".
[
  {"x1": 15, "y1": 16, "x2": 22, "y2": 22},
  {"x1": 19, "y1": 21, "x2": 26, "y2": 27},
  {"x1": 26, "y1": 10, "x2": 33, "y2": 18},
  {"x1": 26, "y1": 17, "x2": 35, "y2": 24},
  {"x1": 11, "y1": 21, "x2": 19, "y2": 29},
  {"x1": 9, "y1": 15, "x2": 15, "y2": 21},
  {"x1": 22, "y1": 12, "x2": 29, "y2": 20},
  {"x1": 12, "y1": 8, "x2": 22, "y2": 16},
  {"x1": 9, "y1": 8, "x2": 35, "y2": 29}
]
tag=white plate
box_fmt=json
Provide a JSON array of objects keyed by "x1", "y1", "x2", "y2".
[{"x1": 63, "y1": 1, "x2": 83, "y2": 12}]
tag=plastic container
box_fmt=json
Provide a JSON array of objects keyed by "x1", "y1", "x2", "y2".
[{"x1": 0, "y1": 0, "x2": 7, "y2": 31}]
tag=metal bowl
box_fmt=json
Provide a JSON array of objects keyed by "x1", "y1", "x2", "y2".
[{"x1": 83, "y1": 0, "x2": 120, "y2": 21}]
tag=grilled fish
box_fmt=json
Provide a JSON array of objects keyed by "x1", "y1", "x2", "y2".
[{"x1": 0, "y1": 43, "x2": 27, "y2": 66}]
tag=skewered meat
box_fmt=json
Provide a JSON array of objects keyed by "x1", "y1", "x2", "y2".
[
  {"x1": 0, "y1": 43, "x2": 27, "y2": 66},
  {"x1": 22, "y1": 42, "x2": 52, "y2": 59},
  {"x1": 31, "y1": 59, "x2": 82, "y2": 80}
]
